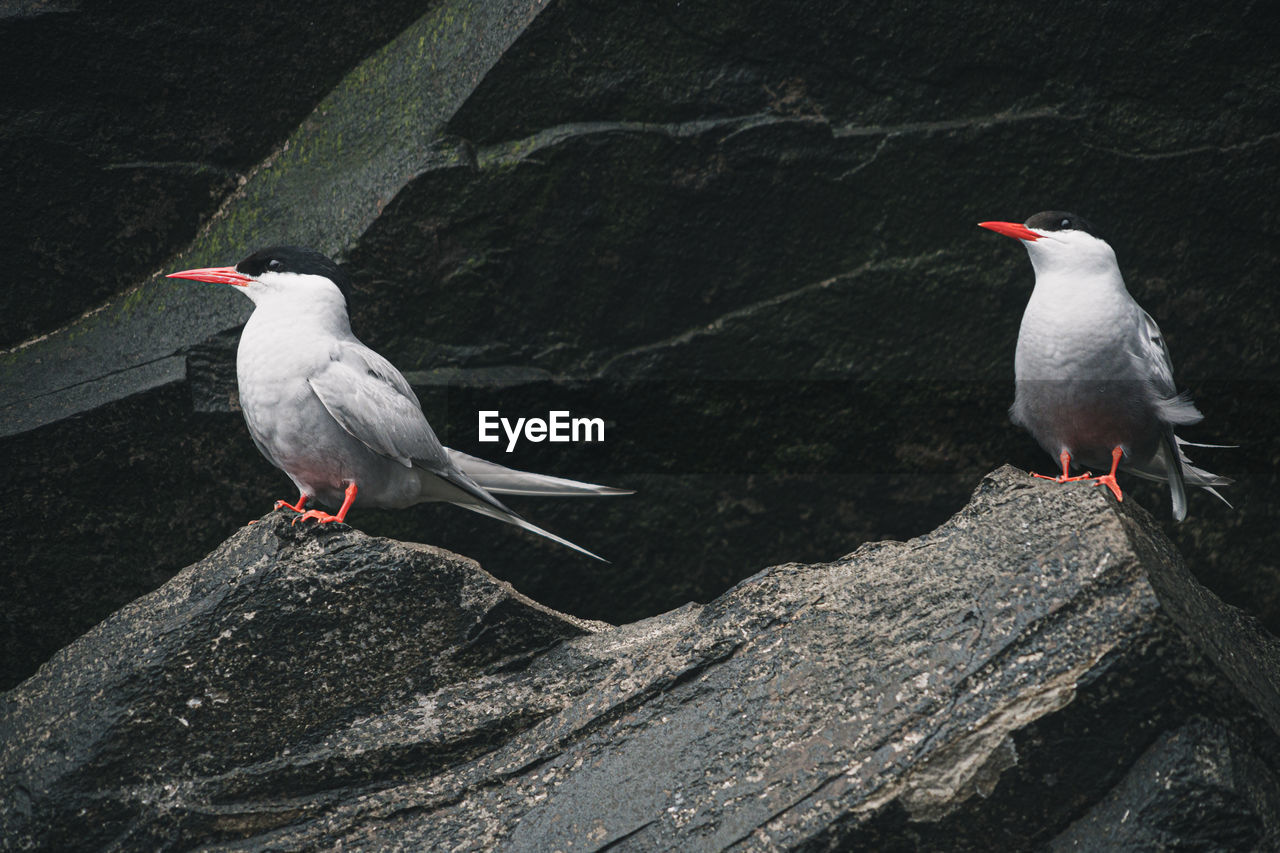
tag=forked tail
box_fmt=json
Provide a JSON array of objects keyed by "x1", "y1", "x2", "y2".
[
  {"x1": 454, "y1": 500, "x2": 609, "y2": 562},
  {"x1": 1126, "y1": 433, "x2": 1232, "y2": 521},
  {"x1": 447, "y1": 449, "x2": 633, "y2": 498}
]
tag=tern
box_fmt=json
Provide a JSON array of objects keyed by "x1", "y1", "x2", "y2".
[
  {"x1": 168, "y1": 247, "x2": 630, "y2": 559},
  {"x1": 979, "y1": 211, "x2": 1230, "y2": 521}
]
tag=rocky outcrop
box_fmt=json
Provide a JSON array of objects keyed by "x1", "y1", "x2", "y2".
[{"x1": 5, "y1": 467, "x2": 1278, "y2": 850}]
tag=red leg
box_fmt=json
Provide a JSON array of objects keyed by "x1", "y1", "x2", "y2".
[
  {"x1": 275, "y1": 494, "x2": 308, "y2": 513},
  {"x1": 1032, "y1": 450, "x2": 1093, "y2": 483},
  {"x1": 249, "y1": 494, "x2": 307, "y2": 524},
  {"x1": 294, "y1": 482, "x2": 358, "y2": 525},
  {"x1": 1092, "y1": 447, "x2": 1124, "y2": 502}
]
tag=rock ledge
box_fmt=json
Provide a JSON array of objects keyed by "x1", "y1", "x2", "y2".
[{"x1": 3, "y1": 466, "x2": 1278, "y2": 851}]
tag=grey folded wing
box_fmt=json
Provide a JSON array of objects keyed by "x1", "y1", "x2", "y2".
[
  {"x1": 306, "y1": 341, "x2": 451, "y2": 469},
  {"x1": 1130, "y1": 309, "x2": 1203, "y2": 426}
]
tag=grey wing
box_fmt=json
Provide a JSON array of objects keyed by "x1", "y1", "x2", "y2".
[
  {"x1": 307, "y1": 341, "x2": 451, "y2": 469},
  {"x1": 306, "y1": 342, "x2": 613, "y2": 558},
  {"x1": 308, "y1": 342, "x2": 518, "y2": 515},
  {"x1": 1129, "y1": 309, "x2": 1203, "y2": 426},
  {"x1": 1133, "y1": 309, "x2": 1176, "y2": 397}
]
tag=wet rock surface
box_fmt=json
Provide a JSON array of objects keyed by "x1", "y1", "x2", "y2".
[
  {"x1": 2, "y1": 0, "x2": 1277, "y2": 713},
  {"x1": 4, "y1": 467, "x2": 1279, "y2": 850},
  {"x1": 0, "y1": 0, "x2": 432, "y2": 348}
]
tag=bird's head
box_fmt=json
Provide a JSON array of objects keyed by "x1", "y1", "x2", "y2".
[
  {"x1": 979, "y1": 211, "x2": 1118, "y2": 280},
  {"x1": 167, "y1": 246, "x2": 354, "y2": 310}
]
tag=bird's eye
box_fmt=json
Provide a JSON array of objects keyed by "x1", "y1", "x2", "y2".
[
  {"x1": 1060, "y1": 218, "x2": 1072, "y2": 229},
  {"x1": 267, "y1": 259, "x2": 284, "y2": 272}
]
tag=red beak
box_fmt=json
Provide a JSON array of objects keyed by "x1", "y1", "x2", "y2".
[
  {"x1": 165, "y1": 265, "x2": 252, "y2": 287},
  {"x1": 978, "y1": 221, "x2": 1041, "y2": 241}
]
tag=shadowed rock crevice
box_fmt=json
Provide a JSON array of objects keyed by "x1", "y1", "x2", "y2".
[{"x1": 4, "y1": 467, "x2": 1278, "y2": 850}]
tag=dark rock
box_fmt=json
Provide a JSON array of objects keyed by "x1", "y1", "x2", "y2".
[
  {"x1": 4, "y1": 467, "x2": 1279, "y2": 850},
  {"x1": 0, "y1": 0, "x2": 432, "y2": 348},
  {"x1": 1, "y1": 512, "x2": 602, "y2": 850},
  {"x1": 1049, "y1": 720, "x2": 1280, "y2": 851}
]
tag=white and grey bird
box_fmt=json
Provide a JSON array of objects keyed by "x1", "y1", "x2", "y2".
[
  {"x1": 979, "y1": 211, "x2": 1230, "y2": 521},
  {"x1": 167, "y1": 246, "x2": 629, "y2": 559}
]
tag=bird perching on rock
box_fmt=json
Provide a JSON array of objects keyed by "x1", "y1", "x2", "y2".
[
  {"x1": 168, "y1": 247, "x2": 630, "y2": 559},
  {"x1": 979, "y1": 211, "x2": 1230, "y2": 521}
]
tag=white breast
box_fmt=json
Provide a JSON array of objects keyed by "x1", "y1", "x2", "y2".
[{"x1": 1014, "y1": 270, "x2": 1141, "y2": 383}]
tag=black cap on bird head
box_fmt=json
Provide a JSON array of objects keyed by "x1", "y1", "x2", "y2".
[
  {"x1": 236, "y1": 246, "x2": 356, "y2": 304},
  {"x1": 1023, "y1": 211, "x2": 1099, "y2": 238}
]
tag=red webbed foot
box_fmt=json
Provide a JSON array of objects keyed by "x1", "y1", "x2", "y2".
[
  {"x1": 1032, "y1": 451, "x2": 1092, "y2": 483},
  {"x1": 275, "y1": 495, "x2": 308, "y2": 513},
  {"x1": 1091, "y1": 447, "x2": 1125, "y2": 502},
  {"x1": 249, "y1": 494, "x2": 308, "y2": 524},
  {"x1": 291, "y1": 483, "x2": 358, "y2": 526},
  {"x1": 1032, "y1": 471, "x2": 1094, "y2": 483},
  {"x1": 294, "y1": 509, "x2": 344, "y2": 525}
]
